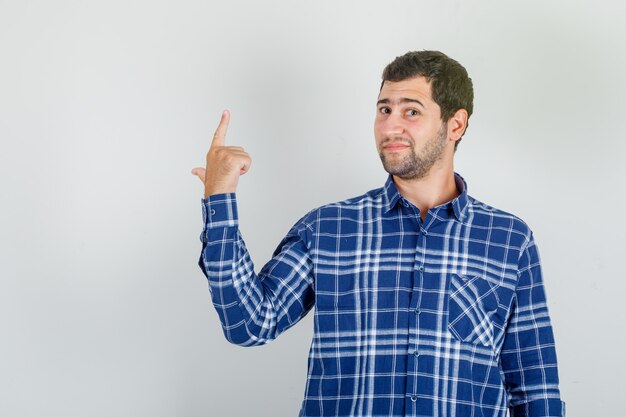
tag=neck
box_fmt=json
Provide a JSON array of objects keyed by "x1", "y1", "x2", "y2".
[{"x1": 393, "y1": 165, "x2": 459, "y2": 221}]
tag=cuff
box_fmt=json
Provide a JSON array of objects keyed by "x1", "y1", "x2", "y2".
[
  {"x1": 510, "y1": 399, "x2": 566, "y2": 417},
  {"x1": 200, "y1": 193, "x2": 239, "y2": 239}
]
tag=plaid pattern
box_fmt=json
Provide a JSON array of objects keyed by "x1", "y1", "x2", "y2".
[{"x1": 198, "y1": 173, "x2": 565, "y2": 417}]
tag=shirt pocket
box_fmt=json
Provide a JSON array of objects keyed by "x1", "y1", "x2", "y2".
[
  {"x1": 447, "y1": 273, "x2": 499, "y2": 348},
  {"x1": 314, "y1": 272, "x2": 360, "y2": 312}
]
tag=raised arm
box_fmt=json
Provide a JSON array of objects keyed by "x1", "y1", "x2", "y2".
[{"x1": 192, "y1": 111, "x2": 315, "y2": 346}]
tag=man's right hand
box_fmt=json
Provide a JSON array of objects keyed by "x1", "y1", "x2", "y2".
[{"x1": 191, "y1": 110, "x2": 252, "y2": 198}]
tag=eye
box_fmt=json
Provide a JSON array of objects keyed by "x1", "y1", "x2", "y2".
[
  {"x1": 406, "y1": 109, "x2": 420, "y2": 116},
  {"x1": 378, "y1": 106, "x2": 391, "y2": 115}
]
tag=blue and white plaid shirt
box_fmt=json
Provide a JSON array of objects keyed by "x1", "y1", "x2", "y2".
[{"x1": 199, "y1": 173, "x2": 565, "y2": 417}]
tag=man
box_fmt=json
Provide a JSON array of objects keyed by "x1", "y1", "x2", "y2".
[{"x1": 191, "y1": 51, "x2": 565, "y2": 417}]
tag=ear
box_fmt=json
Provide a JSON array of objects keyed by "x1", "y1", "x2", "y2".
[{"x1": 447, "y1": 109, "x2": 469, "y2": 143}]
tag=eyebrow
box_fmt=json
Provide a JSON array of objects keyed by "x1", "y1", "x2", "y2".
[{"x1": 377, "y1": 97, "x2": 425, "y2": 108}]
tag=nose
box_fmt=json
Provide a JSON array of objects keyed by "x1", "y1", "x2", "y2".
[{"x1": 379, "y1": 112, "x2": 405, "y2": 137}]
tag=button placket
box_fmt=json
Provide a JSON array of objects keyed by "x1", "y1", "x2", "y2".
[{"x1": 411, "y1": 217, "x2": 430, "y2": 406}]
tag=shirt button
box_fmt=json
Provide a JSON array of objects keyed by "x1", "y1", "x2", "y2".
[
  {"x1": 418, "y1": 265, "x2": 424, "y2": 272},
  {"x1": 421, "y1": 230, "x2": 428, "y2": 236},
  {"x1": 411, "y1": 394, "x2": 418, "y2": 402},
  {"x1": 414, "y1": 308, "x2": 420, "y2": 315},
  {"x1": 413, "y1": 351, "x2": 419, "y2": 357},
  {"x1": 210, "y1": 209, "x2": 216, "y2": 216}
]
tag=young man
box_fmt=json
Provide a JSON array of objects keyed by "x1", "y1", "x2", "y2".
[{"x1": 192, "y1": 51, "x2": 565, "y2": 417}]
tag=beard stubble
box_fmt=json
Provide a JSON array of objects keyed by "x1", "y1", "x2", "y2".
[{"x1": 379, "y1": 124, "x2": 448, "y2": 180}]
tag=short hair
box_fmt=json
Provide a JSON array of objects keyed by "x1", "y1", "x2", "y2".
[{"x1": 381, "y1": 50, "x2": 474, "y2": 150}]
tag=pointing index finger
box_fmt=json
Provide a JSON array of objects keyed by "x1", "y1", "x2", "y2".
[{"x1": 211, "y1": 109, "x2": 230, "y2": 147}]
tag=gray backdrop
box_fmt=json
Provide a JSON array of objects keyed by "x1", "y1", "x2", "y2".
[{"x1": 1, "y1": 1, "x2": 624, "y2": 416}]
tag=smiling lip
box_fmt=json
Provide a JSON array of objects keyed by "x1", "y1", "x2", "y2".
[{"x1": 384, "y1": 143, "x2": 410, "y2": 151}]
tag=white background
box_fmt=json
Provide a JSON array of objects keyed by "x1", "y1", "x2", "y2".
[{"x1": 1, "y1": 1, "x2": 624, "y2": 416}]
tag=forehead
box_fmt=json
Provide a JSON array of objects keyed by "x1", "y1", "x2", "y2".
[{"x1": 378, "y1": 76, "x2": 434, "y2": 104}]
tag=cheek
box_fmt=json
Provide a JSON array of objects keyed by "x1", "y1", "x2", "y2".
[
  {"x1": 373, "y1": 126, "x2": 384, "y2": 150},
  {"x1": 373, "y1": 120, "x2": 385, "y2": 139}
]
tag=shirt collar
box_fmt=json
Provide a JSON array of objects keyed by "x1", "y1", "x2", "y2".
[{"x1": 382, "y1": 172, "x2": 469, "y2": 222}]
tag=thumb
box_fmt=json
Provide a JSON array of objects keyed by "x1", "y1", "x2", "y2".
[{"x1": 191, "y1": 167, "x2": 206, "y2": 183}]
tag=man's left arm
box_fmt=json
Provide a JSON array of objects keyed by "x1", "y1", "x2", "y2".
[{"x1": 500, "y1": 232, "x2": 566, "y2": 417}]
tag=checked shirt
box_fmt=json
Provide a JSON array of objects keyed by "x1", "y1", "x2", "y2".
[{"x1": 198, "y1": 173, "x2": 565, "y2": 417}]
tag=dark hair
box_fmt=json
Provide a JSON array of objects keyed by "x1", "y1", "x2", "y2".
[{"x1": 381, "y1": 50, "x2": 474, "y2": 149}]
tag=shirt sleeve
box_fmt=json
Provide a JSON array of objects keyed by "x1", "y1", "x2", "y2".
[
  {"x1": 198, "y1": 193, "x2": 315, "y2": 346},
  {"x1": 501, "y1": 232, "x2": 566, "y2": 417}
]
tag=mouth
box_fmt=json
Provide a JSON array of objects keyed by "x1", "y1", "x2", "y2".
[{"x1": 383, "y1": 143, "x2": 411, "y2": 152}]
